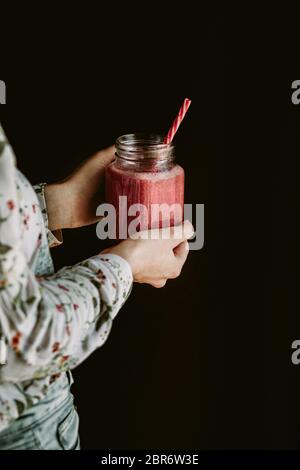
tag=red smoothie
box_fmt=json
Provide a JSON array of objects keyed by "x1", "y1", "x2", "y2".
[{"x1": 105, "y1": 134, "x2": 185, "y2": 238}]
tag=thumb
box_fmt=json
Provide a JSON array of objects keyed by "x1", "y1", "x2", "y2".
[
  {"x1": 92, "y1": 145, "x2": 116, "y2": 169},
  {"x1": 165, "y1": 220, "x2": 194, "y2": 248},
  {"x1": 130, "y1": 220, "x2": 194, "y2": 245}
]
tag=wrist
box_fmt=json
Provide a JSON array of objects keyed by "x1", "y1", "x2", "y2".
[
  {"x1": 44, "y1": 182, "x2": 72, "y2": 230},
  {"x1": 100, "y1": 240, "x2": 140, "y2": 279}
]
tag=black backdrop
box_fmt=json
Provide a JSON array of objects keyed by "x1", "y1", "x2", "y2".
[{"x1": 0, "y1": 6, "x2": 300, "y2": 450}]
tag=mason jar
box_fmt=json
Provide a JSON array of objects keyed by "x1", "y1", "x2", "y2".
[{"x1": 105, "y1": 133, "x2": 184, "y2": 238}]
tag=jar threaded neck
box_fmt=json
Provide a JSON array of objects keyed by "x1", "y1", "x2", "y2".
[{"x1": 115, "y1": 133, "x2": 175, "y2": 171}]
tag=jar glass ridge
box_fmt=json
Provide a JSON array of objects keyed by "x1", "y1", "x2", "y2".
[{"x1": 115, "y1": 133, "x2": 175, "y2": 171}]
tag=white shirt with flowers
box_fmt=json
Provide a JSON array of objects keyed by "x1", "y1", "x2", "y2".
[{"x1": 0, "y1": 124, "x2": 133, "y2": 431}]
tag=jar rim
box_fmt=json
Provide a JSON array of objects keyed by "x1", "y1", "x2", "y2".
[{"x1": 116, "y1": 133, "x2": 175, "y2": 153}]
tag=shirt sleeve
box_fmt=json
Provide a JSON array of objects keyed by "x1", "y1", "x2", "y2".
[{"x1": 0, "y1": 125, "x2": 133, "y2": 383}]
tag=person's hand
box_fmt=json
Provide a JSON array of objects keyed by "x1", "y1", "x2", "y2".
[
  {"x1": 45, "y1": 146, "x2": 115, "y2": 230},
  {"x1": 100, "y1": 221, "x2": 194, "y2": 287}
]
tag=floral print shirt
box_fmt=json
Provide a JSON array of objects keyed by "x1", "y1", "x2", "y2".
[{"x1": 0, "y1": 124, "x2": 133, "y2": 431}]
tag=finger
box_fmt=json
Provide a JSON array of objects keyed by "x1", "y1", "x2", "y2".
[
  {"x1": 131, "y1": 220, "x2": 194, "y2": 244},
  {"x1": 150, "y1": 279, "x2": 167, "y2": 288},
  {"x1": 173, "y1": 240, "x2": 189, "y2": 263},
  {"x1": 181, "y1": 220, "x2": 195, "y2": 239},
  {"x1": 93, "y1": 145, "x2": 116, "y2": 166},
  {"x1": 164, "y1": 220, "x2": 194, "y2": 247},
  {"x1": 165, "y1": 241, "x2": 189, "y2": 279}
]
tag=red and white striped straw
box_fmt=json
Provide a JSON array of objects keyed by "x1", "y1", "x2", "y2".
[{"x1": 164, "y1": 98, "x2": 192, "y2": 144}]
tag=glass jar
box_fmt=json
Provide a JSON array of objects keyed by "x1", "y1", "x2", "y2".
[{"x1": 105, "y1": 133, "x2": 184, "y2": 238}]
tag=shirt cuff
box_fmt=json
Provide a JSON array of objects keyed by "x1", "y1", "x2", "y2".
[
  {"x1": 81, "y1": 253, "x2": 133, "y2": 320},
  {"x1": 33, "y1": 183, "x2": 63, "y2": 248}
]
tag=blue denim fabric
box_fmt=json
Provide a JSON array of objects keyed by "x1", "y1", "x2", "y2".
[{"x1": 0, "y1": 371, "x2": 80, "y2": 450}]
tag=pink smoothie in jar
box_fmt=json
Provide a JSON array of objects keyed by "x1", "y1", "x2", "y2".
[{"x1": 105, "y1": 134, "x2": 184, "y2": 238}]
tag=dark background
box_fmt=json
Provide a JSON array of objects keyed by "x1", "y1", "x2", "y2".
[{"x1": 0, "y1": 6, "x2": 299, "y2": 449}]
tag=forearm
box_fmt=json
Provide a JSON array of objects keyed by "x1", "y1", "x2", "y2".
[
  {"x1": 0, "y1": 253, "x2": 132, "y2": 383},
  {"x1": 44, "y1": 182, "x2": 73, "y2": 231}
]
